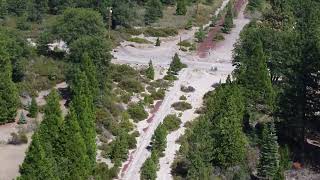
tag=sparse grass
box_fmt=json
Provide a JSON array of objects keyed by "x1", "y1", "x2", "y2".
[
  {"x1": 178, "y1": 40, "x2": 192, "y2": 47},
  {"x1": 144, "y1": 27, "x2": 178, "y2": 37},
  {"x1": 171, "y1": 101, "x2": 192, "y2": 111},
  {"x1": 128, "y1": 37, "x2": 152, "y2": 44}
]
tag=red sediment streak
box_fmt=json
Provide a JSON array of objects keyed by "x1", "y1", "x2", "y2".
[
  {"x1": 143, "y1": 127, "x2": 149, "y2": 132},
  {"x1": 197, "y1": 0, "x2": 247, "y2": 58},
  {"x1": 147, "y1": 100, "x2": 163, "y2": 123},
  {"x1": 121, "y1": 150, "x2": 136, "y2": 177}
]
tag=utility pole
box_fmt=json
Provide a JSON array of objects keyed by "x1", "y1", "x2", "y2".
[{"x1": 108, "y1": 7, "x2": 113, "y2": 39}]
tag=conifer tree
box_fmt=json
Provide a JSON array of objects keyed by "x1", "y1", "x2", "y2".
[
  {"x1": 237, "y1": 40, "x2": 275, "y2": 111},
  {"x1": 29, "y1": 97, "x2": 38, "y2": 118},
  {"x1": 155, "y1": 37, "x2": 161, "y2": 46},
  {"x1": 71, "y1": 69, "x2": 96, "y2": 171},
  {"x1": 19, "y1": 133, "x2": 57, "y2": 180},
  {"x1": 145, "y1": 0, "x2": 163, "y2": 24},
  {"x1": 80, "y1": 53, "x2": 99, "y2": 100},
  {"x1": 59, "y1": 106, "x2": 90, "y2": 179},
  {"x1": 176, "y1": 0, "x2": 187, "y2": 15},
  {"x1": 152, "y1": 124, "x2": 167, "y2": 154},
  {"x1": 222, "y1": 2, "x2": 234, "y2": 33},
  {"x1": 0, "y1": 55, "x2": 19, "y2": 124},
  {"x1": 18, "y1": 111, "x2": 26, "y2": 124},
  {"x1": 168, "y1": 53, "x2": 186, "y2": 75},
  {"x1": 146, "y1": 60, "x2": 155, "y2": 80},
  {"x1": 257, "y1": 122, "x2": 280, "y2": 179},
  {"x1": 26, "y1": 0, "x2": 48, "y2": 22},
  {"x1": 141, "y1": 157, "x2": 157, "y2": 180}
]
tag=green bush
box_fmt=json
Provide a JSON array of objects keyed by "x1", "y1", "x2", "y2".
[
  {"x1": 179, "y1": 95, "x2": 187, "y2": 100},
  {"x1": 144, "y1": 27, "x2": 178, "y2": 37},
  {"x1": 151, "y1": 89, "x2": 166, "y2": 100},
  {"x1": 171, "y1": 101, "x2": 192, "y2": 111},
  {"x1": 163, "y1": 114, "x2": 182, "y2": 132},
  {"x1": 164, "y1": 74, "x2": 178, "y2": 81},
  {"x1": 213, "y1": 33, "x2": 225, "y2": 41},
  {"x1": 144, "y1": 95, "x2": 155, "y2": 105},
  {"x1": 127, "y1": 103, "x2": 148, "y2": 122},
  {"x1": 128, "y1": 37, "x2": 152, "y2": 44},
  {"x1": 119, "y1": 78, "x2": 144, "y2": 93}
]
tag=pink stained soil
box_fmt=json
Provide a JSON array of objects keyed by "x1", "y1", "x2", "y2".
[
  {"x1": 120, "y1": 150, "x2": 136, "y2": 177},
  {"x1": 197, "y1": 0, "x2": 247, "y2": 58}
]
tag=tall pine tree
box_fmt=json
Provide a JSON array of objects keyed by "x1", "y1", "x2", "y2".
[{"x1": 257, "y1": 122, "x2": 280, "y2": 179}]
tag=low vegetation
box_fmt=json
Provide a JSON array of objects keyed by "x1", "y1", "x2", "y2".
[
  {"x1": 171, "y1": 101, "x2": 192, "y2": 111},
  {"x1": 128, "y1": 37, "x2": 152, "y2": 44}
]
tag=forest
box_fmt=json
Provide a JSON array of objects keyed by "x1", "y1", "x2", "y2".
[{"x1": 0, "y1": 0, "x2": 319, "y2": 179}]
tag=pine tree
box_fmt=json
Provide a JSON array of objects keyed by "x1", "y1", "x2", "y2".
[
  {"x1": 237, "y1": 39, "x2": 275, "y2": 112},
  {"x1": 18, "y1": 111, "x2": 26, "y2": 124},
  {"x1": 71, "y1": 69, "x2": 96, "y2": 172},
  {"x1": 155, "y1": 37, "x2": 161, "y2": 46},
  {"x1": 257, "y1": 122, "x2": 280, "y2": 179},
  {"x1": 29, "y1": 97, "x2": 38, "y2": 118},
  {"x1": 168, "y1": 53, "x2": 186, "y2": 75},
  {"x1": 19, "y1": 133, "x2": 57, "y2": 180},
  {"x1": 0, "y1": 55, "x2": 19, "y2": 124},
  {"x1": 145, "y1": 0, "x2": 163, "y2": 24},
  {"x1": 222, "y1": 2, "x2": 234, "y2": 33},
  {"x1": 59, "y1": 106, "x2": 90, "y2": 179},
  {"x1": 26, "y1": 0, "x2": 48, "y2": 22},
  {"x1": 80, "y1": 53, "x2": 99, "y2": 101},
  {"x1": 146, "y1": 60, "x2": 155, "y2": 80},
  {"x1": 176, "y1": 0, "x2": 187, "y2": 15},
  {"x1": 141, "y1": 157, "x2": 157, "y2": 180},
  {"x1": 152, "y1": 124, "x2": 167, "y2": 154}
]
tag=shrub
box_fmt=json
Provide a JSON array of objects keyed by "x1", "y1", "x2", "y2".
[
  {"x1": 195, "y1": 26, "x2": 206, "y2": 42},
  {"x1": 163, "y1": 114, "x2": 182, "y2": 132},
  {"x1": 111, "y1": 64, "x2": 139, "y2": 82},
  {"x1": 179, "y1": 95, "x2": 187, "y2": 100},
  {"x1": 180, "y1": 85, "x2": 195, "y2": 93},
  {"x1": 213, "y1": 33, "x2": 225, "y2": 41},
  {"x1": 155, "y1": 37, "x2": 161, "y2": 46},
  {"x1": 171, "y1": 101, "x2": 192, "y2": 111},
  {"x1": 8, "y1": 132, "x2": 28, "y2": 145},
  {"x1": 127, "y1": 103, "x2": 148, "y2": 122},
  {"x1": 151, "y1": 89, "x2": 166, "y2": 100},
  {"x1": 128, "y1": 37, "x2": 152, "y2": 44},
  {"x1": 119, "y1": 78, "x2": 144, "y2": 93},
  {"x1": 144, "y1": 95, "x2": 155, "y2": 105},
  {"x1": 178, "y1": 40, "x2": 192, "y2": 47},
  {"x1": 164, "y1": 74, "x2": 178, "y2": 81},
  {"x1": 144, "y1": 27, "x2": 178, "y2": 37}
]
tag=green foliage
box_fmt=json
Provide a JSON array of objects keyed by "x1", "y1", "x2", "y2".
[
  {"x1": 52, "y1": 8, "x2": 106, "y2": 44},
  {"x1": 119, "y1": 78, "x2": 144, "y2": 93},
  {"x1": 167, "y1": 53, "x2": 186, "y2": 76},
  {"x1": 257, "y1": 122, "x2": 279, "y2": 179},
  {"x1": 144, "y1": 27, "x2": 178, "y2": 37},
  {"x1": 128, "y1": 37, "x2": 152, "y2": 44},
  {"x1": 19, "y1": 133, "x2": 57, "y2": 180},
  {"x1": 152, "y1": 123, "x2": 167, "y2": 154},
  {"x1": 0, "y1": 55, "x2": 19, "y2": 124},
  {"x1": 222, "y1": 2, "x2": 233, "y2": 33},
  {"x1": 26, "y1": 0, "x2": 48, "y2": 22},
  {"x1": 16, "y1": 15, "x2": 31, "y2": 30},
  {"x1": 195, "y1": 26, "x2": 205, "y2": 42},
  {"x1": 146, "y1": 60, "x2": 155, "y2": 80},
  {"x1": 179, "y1": 95, "x2": 187, "y2": 100},
  {"x1": 145, "y1": 0, "x2": 163, "y2": 24},
  {"x1": 178, "y1": 40, "x2": 192, "y2": 47},
  {"x1": 29, "y1": 97, "x2": 38, "y2": 118},
  {"x1": 171, "y1": 101, "x2": 192, "y2": 111},
  {"x1": 176, "y1": 0, "x2": 187, "y2": 15},
  {"x1": 127, "y1": 103, "x2": 148, "y2": 122},
  {"x1": 141, "y1": 157, "x2": 157, "y2": 180},
  {"x1": 163, "y1": 114, "x2": 181, "y2": 132},
  {"x1": 155, "y1": 37, "x2": 161, "y2": 46},
  {"x1": 18, "y1": 112, "x2": 26, "y2": 124}
]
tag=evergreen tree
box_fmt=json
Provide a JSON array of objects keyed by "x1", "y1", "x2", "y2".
[
  {"x1": 71, "y1": 69, "x2": 96, "y2": 171},
  {"x1": 80, "y1": 53, "x2": 99, "y2": 100},
  {"x1": 59, "y1": 106, "x2": 90, "y2": 179},
  {"x1": 195, "y1": 26, "x2": 205, "y2": 42},
  {"x1": 18, "y1": 111, "x2": 26, "y2": 124},
  {"x1": 146, "y1": 60, "x2": 155, "y2": 80},
  {"x1": 168, "y1": 53, "x2": 186, "y2": 75},
  {"x1": 176, "y1": 0, "x2": 187, "y2": 15},
  {"x1": 222, "y1": 2, "x2": 233, "y2": 33},
  {"x1": 155, "y1": 37, "x2": 161, "y2": 46},
  {"x1": 152, "y1": 124, "x2": 167, "y2": 154},
  {"x1": 257, "y1": 122, "x2": 280, "y2": 179},
  {"x1": 26, "y1": 0, "x2": 48, "y2": 22},
  {"x1": 237, "y1": 39, "x2": 275, "y2": 112},
  {"x1": 29, "y1": 97, "x2": 38, "y2": 118},
  {"x1": 0, "y1": 54, "x2": 19, "y2": 124},
  {"x1": 0, "y1": 0, "x2": 7, "y2": 18},
  {"x1": 141, "y1": 157, "x2": 157, "y2": 180},
  {"x1": 145, "y1": 0, "x2": 163, "y2": 24},
  {"x1": 19, "y1": 133, "x2": 57, "y2": 180}
]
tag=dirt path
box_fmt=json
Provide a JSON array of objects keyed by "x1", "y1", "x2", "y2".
[
  {"x1": 112, "y1": 0, "x2": 250, "y2": 179},
  {"x1": 156, "y1": 2, "x2": 250, "y2": 179}
]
